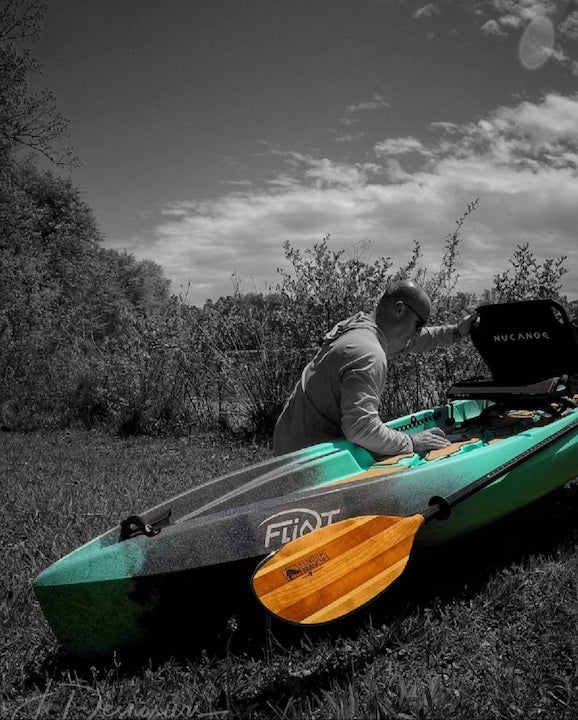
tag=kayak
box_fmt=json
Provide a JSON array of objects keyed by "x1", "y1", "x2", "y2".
[
  {"x1": 34, "y1": 398, "x2": 578, "y2": 659},
  {"x1": 34, "y1": 298, "x2": 578, "y2": 657}
]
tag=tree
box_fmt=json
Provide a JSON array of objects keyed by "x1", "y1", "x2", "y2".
[
  {"x1": 276, "y1": 236, "x2": 395, "y2": 345},
  {"x1": 0, "y1": 0, "x2": 75, "y2": 165},
  {"x1": 0, "y1": 2, "x2": 185, "y2": 432},
  {"x1": 492, "y1": 243, "x2": 568, "y2": 303}
]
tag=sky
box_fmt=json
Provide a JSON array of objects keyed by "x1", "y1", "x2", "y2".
[{"x1": 31, "y1": 0, "x2": 578, "y2": 305}]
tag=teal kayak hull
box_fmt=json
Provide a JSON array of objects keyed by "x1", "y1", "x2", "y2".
[{"x1": 34, "y1": 399, "x2": 578, "y2": 658}]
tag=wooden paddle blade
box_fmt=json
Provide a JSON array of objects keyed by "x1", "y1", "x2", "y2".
[{"x1": 252, "y1": 513, "x2": 425, "y2": 625}]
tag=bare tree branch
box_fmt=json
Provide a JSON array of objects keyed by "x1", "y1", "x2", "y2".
[{"x1": 0, "y1": 0, "x2": 78, "y2": 166}]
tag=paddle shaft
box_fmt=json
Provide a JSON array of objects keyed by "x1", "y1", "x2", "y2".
[{"x1": 423, "y1": 415, "x2": 578, "y2": 523}]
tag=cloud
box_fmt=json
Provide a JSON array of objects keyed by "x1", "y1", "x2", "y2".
[
  {"x1": 344, "y1": 94, "x2": 390, "y2": 114},
  {"x1": 559, "y1": 10, "x2": 578, "y2": 41},
  {"x1": 340, "y1": 95, "x2": 390, "y2": 129},
  {"x1": 487, "y1": 0, "x2": 556, "y2": 25},
  {"x1": 334, "y1": 95, "x2": 389, "y2": 138},
  {"x1": 481, "y1": 19, "x2": 508, "y2": 37},
  {"x1": 414, "y1": 4, "x2": 440, "y2": 19},
  {"x1": 374, "y1": 137, "x2": 432, "y2": 157},
  {"x1": 440, "y1": 93, "x2": 578, "y2": 168},
  {"x1": 286, "y1": 153, "x2": 382, "y2": 188},
  {"x1": 115, "y1": 93, "x2": 578, "y2": 305}
]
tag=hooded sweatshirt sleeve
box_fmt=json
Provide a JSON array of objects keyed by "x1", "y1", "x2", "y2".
[
  {"x1": 406, "y1": 324, "x2": 460, "y2": 352},
  {"x1": 339, "y1": 345, "x2": 413, "y2": 456}
]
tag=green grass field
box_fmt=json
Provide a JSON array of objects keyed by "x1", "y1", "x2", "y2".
[{"x1": 2, "y1": 429, "x2": 578, "y2": 719}]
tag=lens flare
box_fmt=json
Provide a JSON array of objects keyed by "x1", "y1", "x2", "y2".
[{"x1": 519, "y1": 16, "x2": 555, "y2": 70}]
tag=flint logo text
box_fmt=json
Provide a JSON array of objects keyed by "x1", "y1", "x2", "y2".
[{"x1": 260, "y1": 508, "x2": 341, "y2": 549}]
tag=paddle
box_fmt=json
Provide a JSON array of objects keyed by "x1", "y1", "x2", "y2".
[{"x1": 252, "y1": 416, "x2": 578, "y2": 625}]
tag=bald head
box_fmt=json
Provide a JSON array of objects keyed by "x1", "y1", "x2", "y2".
[{"x1": 376, "y1": 280, "x2": 431, "y2": 329}]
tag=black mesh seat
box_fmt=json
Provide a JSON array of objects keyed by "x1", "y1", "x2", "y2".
[{"x1": 446, "y1": 299, "x2": 578, "y2": 408}]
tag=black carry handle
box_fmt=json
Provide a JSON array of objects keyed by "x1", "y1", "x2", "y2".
[{"x1": 119, "y1": 507, "x2": 172, "y2": 540}]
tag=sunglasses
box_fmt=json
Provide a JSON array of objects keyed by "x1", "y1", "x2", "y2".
[{"x1": 402, "y1": 301, "x2": 426, "y2": 332}]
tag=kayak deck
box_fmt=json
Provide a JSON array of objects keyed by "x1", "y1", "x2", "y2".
[{"x1": 322, "y1": 407, "x2": 553, "y2": 488}]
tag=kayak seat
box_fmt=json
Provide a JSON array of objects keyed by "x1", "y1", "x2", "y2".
[{"x1": 447, "y1": 299, "x2": 578, "y2": 409}]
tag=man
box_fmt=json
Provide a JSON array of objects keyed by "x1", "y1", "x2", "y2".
[{"x1": 273, "y1": 279, "x2": 476, "y2": 457}]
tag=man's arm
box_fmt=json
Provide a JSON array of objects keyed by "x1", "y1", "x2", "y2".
[
  {"x1": 340, "y1": 369, "x2": 451, "y2": 456},
  {"x1": 408, "y1": 311, "x2": 478, "y2": 353},
  {"x1": 455, "y1": 311, "x2": 477, "y2": 338},
  {"x1": 339, "y1": 357, "x2": 414, "y2": 456}
]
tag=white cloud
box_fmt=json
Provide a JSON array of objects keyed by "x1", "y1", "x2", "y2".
[
  {"x1": 443, "y1": 93, "x2": 578, "y2": 167},
  {"x1": 344, "y1": 94, "x2": 390, "y2": 114},
  {"x1": 488, "y1": 0, "x2": 556, "y2": 24},
  {"x1": 559, "y1": 10, "x2": 578, "y2": 41},
  {"x1": 339, "y1": 94, "x2": 390, "y2": 131},
  {"x1": 287, "y1": 153, "x2": 380, "y2": 188},
  {"x1": 481, "y1": 19, "x2": 508, "y2": 36},
  {"x1": 374, "y1": 137, "x2": 431, "y2": 157},
  {"x1": 414, "y1": 4, "x2": 440, "y2": 20},
  {"x1": 115, "y1": 93, "x2": 578, "y2": 305}
]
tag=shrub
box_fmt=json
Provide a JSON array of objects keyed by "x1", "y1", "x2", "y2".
[{"x1": 493, "y1": 241, "x2": 569, "y2": 303}]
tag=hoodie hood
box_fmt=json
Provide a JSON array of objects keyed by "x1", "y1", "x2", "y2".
[{"x1": 322, "y1": 311, "x2": 388, "y2": 351}]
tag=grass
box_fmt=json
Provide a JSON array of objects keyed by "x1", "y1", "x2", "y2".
[{"x1": 2, "y1": 429, "x2": 578, "y2": 719}]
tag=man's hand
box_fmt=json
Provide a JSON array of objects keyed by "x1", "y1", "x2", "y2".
[
  {"x1": 410, "y1": 427, "x2": 451, "y2": 453},
  {"x1": 456, "y1": 311, "x2": 478, "y2": 339}
]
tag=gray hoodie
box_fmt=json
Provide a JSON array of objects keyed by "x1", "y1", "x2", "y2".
[{"x1": 272, "y1": 311, "x2": 458, "y2": 457}]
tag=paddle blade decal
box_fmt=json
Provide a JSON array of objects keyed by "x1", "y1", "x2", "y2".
[{"x1": 252, "y1": 513, "x2": 425, "y2": 624}]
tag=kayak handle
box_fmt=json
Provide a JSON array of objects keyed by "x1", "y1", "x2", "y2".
[{"x1": 119, "y1": 508, "x2": 172, "y2": 540}]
